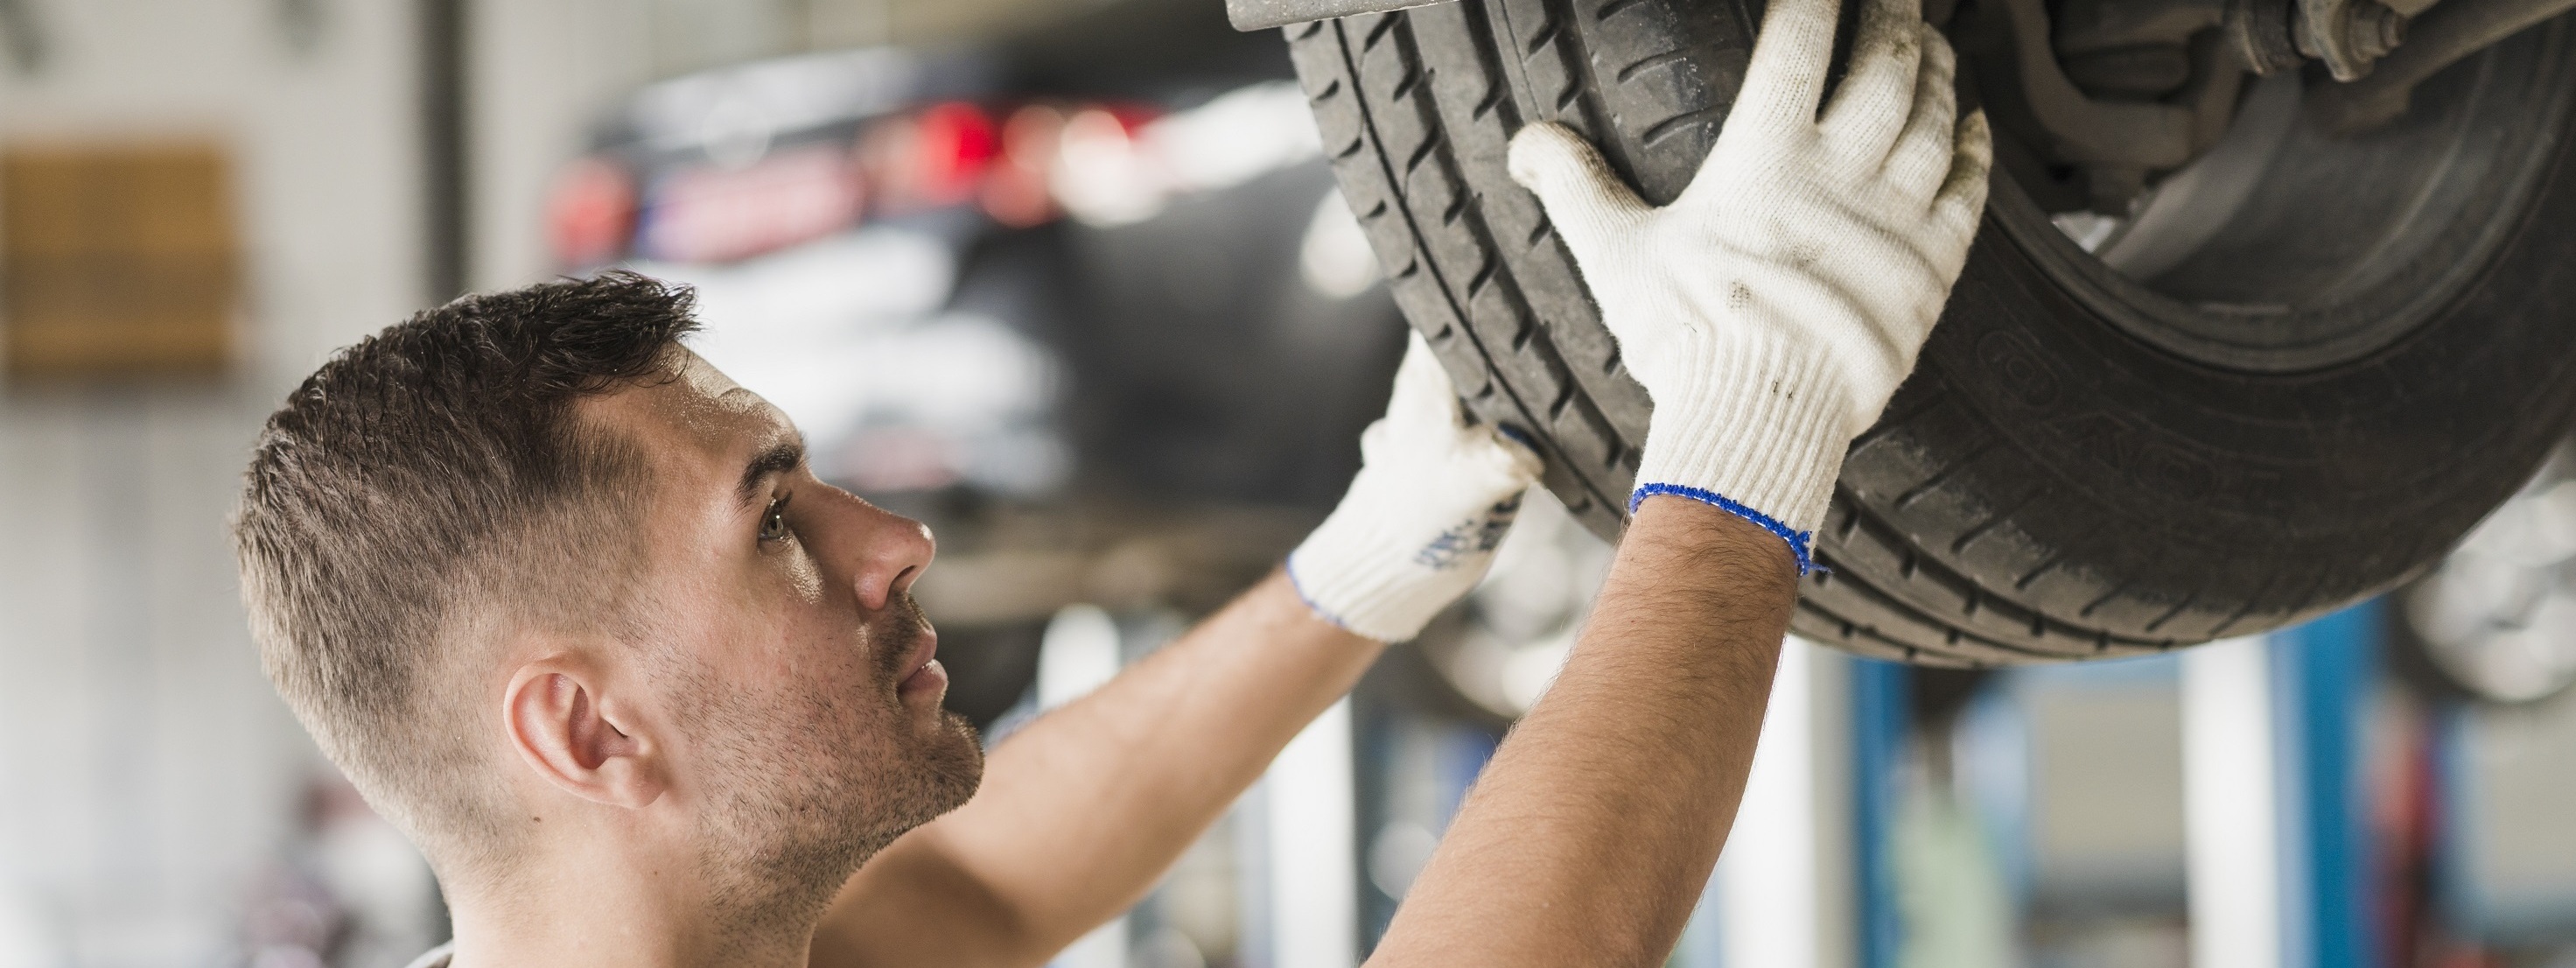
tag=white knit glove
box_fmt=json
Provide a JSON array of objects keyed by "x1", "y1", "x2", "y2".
[
  {"x1": 1288, "y1": 332, "x2": 1544, "y2": 642},
  {"x1": 1505, "y1": 0, "x2": 1991, "y2": 573}
]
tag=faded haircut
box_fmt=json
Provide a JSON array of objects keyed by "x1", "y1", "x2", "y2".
[{"x1": 233, "y1": 271, "x2": 699, "y2": 873}]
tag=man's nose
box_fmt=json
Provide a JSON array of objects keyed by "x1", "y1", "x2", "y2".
[{"x1": 830, "y1": 491, "x2": 935, "y2": 612}]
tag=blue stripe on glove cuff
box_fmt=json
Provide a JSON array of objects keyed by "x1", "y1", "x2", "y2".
[
  {"x1": 1628, "y1": 482, "x2": 1815, "y2": 576},
  {"x1": 1282, "y1": 553, "x2": 1364, "y2": 636}
]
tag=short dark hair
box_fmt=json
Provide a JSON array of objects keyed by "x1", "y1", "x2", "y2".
[{"x1": 234, "y1": 271, "x2": 699, "y2": 867}]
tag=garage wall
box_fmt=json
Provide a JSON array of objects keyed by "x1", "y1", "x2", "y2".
[
  {"x1": 1, "y1": 0, "x2": 426, "y2": 382},
  {"x1": 466, "y1": 0, "x2": 652, "y2": 292},
  {"x1": 0, "y1": 0, "x2": 430, "y2": 964}
]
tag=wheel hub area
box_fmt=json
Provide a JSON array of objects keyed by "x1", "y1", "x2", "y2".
[{"x1": 1956, "y1": 0, "x2": 2576, "y2": 371}]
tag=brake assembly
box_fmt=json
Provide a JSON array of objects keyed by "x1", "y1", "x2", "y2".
[{"x1": 1972, "y1": 0, "x2": 2576, "y2": 212}]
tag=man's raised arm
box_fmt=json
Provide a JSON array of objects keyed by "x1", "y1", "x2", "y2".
[
  {"x1": 1372, "y1": 0, "x2": 1992, "y2": 957},
  {"x1": 812, "y1": 333, "x2": 1542, "y2": 968}
]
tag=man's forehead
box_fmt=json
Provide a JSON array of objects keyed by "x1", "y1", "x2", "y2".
[{"x1": 587, "y1": 348, "x2": 795, "y2": 486}]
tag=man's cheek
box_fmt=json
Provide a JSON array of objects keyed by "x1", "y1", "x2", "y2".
[
  {"x1": 786, "y1": 551, "x2": 827, "y2": 604},
  {"x1": 780, "y1": 618, "x2": 865, "y2": 688}
]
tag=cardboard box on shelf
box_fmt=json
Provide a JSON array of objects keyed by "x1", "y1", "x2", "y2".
[{"x1": 2, "y1": 143, "x2": 240, "y2": 378}]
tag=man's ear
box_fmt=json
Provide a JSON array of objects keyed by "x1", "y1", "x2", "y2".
[{"x1": 503, "y1": 655, "x2": 664, "y2": 810}]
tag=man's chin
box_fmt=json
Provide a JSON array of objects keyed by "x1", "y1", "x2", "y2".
[{"x1": 917, "y1": 710, "x2": 987, "y2": 816}]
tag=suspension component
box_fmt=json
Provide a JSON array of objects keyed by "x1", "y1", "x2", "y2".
[
  {"x1": 2227, "y1": 0, "x2": 2310, "y2": 71},
  {"x1": 2298, "y1": 0, "x2": 2412, "y2": 78},
  {"x1": 2311, "y1": 0, "x2": 2576, "y2": 129}
]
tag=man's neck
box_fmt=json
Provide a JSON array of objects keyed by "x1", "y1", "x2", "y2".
[{"x1": 443, "y1": 831, "x2": 822, "y2": 968}]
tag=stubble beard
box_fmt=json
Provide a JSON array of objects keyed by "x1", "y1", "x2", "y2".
[{"x1": 681, "y1": 594, "x2": 985, "y2": 938}]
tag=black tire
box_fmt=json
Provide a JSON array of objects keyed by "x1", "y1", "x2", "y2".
[{"x1": 1284, "y1": 0, "x2": 2576, "y2": 665}]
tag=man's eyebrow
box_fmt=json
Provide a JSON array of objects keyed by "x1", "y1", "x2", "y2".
[{"x1": 736, "y1": 440, "x2": 805, "y2": 507}]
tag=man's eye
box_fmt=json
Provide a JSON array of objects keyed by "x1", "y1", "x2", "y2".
[{"x1": 760, "y1": 496, "x2": 792, "y2": 544}]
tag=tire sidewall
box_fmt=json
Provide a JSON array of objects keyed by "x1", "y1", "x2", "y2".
[{"x1": 1890, "y1": 102, "x2": 2576, "y2": 619}]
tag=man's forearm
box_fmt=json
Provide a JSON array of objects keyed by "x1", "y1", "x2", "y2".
[
  {"x1": 1369, "y1": 497, "x2": 1796, "y2": 967},
  {"x1": 816, "y1": 570, "x2": 1382, "y2": 968}
]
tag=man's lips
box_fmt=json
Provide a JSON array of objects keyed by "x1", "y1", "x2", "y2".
[{"x1": 897, "y1": 628, "x2": 945, "y2": 698}]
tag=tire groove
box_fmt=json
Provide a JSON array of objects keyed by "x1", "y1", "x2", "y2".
[
  {"x1": 1465, "y1": 256, "x2": 1498, "y2": 295},
  {"x1": 1389, "y1": 65, "x2": 1427, "y2": 102},
  {"x1": 2013, "y1": 552, "x2": 2064, "y2": 590},
  {"x1": 1949, "y1": 489, "x2": 2039, "y2": 555},
  {"x1": 1594, "y1": 0, "x2": 1654, "y2": 20},
  {"x1": 1893, "y1": 439, "x2": 2000, "y2": 509},
  {"x1": 1641, "y1": 105, "x2": 1726, "y2": 145},
  {"x1": 2079, "y1": 574, "x2": 2136, "y2": 619},
  {"x1": 1461, "y1": 2, "x2": 1525, "y2": 129},
  {"x1": 2143, "y1": 584, "x2": 2202, "y2": 635},
  {"x1": 1363, "y1": 14, "x2": 1402, "y2": 50},
  {"x1": 1403, "y1": 130, "x2": 1444, "y2": 174},
  {"x1": 1524, "y1": 17, "x2": 1562, "y2": 55},
  {"x1": 2204, "y1": 570, "x2": 2279, "y2": 639},
  {"x1": 1616, "y1": 48, "x2": 1690, "y2": 82},
  {"x1": 1847, "y1": 395, "x2": 1945, "y2": 452}
]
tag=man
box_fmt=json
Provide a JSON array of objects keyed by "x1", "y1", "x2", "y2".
[{"x1": 231, "y1": 0, "x2": 1985, "y2": 960}]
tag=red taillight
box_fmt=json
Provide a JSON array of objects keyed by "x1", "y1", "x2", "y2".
[
  {"x1": 546, "y1": 157, "x2": 637, "y2": 269},
  {"x1": 909, "y1": 102, "x2": 1000, "y2": 207},
  {"x1": 980, "y1": 104, "x2": 1066, "y2": 228},
  {"x1": 858, "y1": 102, "x2": 1004, "y2": 214}
]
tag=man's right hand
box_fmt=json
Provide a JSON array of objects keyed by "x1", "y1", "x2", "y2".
[
  {"x1": 1287, "y1": 331, "x2": 1542, "y2": 643},
  {"x1": 1505, "y1": 0, "x2": 1991, "y2": 574}
]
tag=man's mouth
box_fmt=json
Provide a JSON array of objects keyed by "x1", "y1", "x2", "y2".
[{"x1": 897, "y1": 629, "x2": 946, "y2": 698}]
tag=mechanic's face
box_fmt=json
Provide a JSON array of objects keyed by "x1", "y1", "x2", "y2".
[{"x1": 592, "y1": 348, "x2": 980, "y2": 919}]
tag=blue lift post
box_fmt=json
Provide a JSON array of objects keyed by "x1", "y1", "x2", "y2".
[
  {"x1": 1851, "y1": 657, "x2": 1913, "y2": 968},
  {"x1": 2275, "y1": 601, "x2": 2387, "y2": 968}
]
